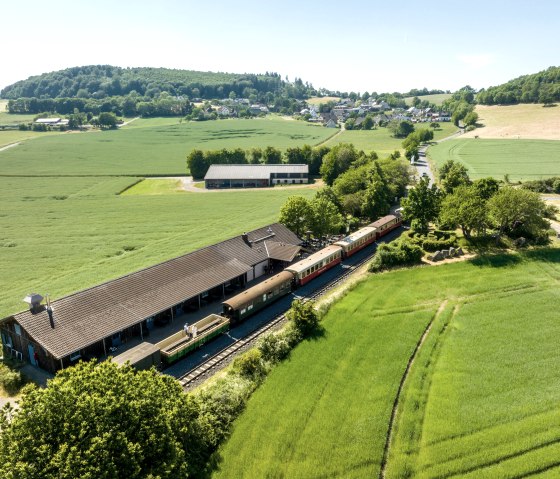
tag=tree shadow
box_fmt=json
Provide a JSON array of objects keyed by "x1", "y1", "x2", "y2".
[
  {"x1": 469, "y1": 253, "x2": 522, "y2": 268},
  {"x1": 524, "y1": 247, "x2": 560, "y2": 263}
]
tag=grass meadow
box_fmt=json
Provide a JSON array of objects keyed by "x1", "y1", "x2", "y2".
[
  {"x1": 0, "y1": 117, "x2": 333, "y2": 176},
  {"x1": 0, "y1": 176, "x2": 315, "y2": 317},
  {"x1": 404, "y1": 93, "x2": 452, "y2": 106},
  {"x1": 429, "y1": 138, "x2": 560, "y2": 181},
  {"x1": 213, "y1": 250, "x2": 560, "y2": 478},
  {"x1": 327, "y1": 122, "x2": 458, "y2": 156}
]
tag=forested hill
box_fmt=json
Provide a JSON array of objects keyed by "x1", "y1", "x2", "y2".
[
  {"x1": 477, "y1": 66, "x2": 560, "y2": 105},
  {"x1": 0, "y1": 65, "x2": 312, "y2": 100}
]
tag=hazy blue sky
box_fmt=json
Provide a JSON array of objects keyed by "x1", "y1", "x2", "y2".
[{"x1": 1, "y1": 0, "x2": 558, "y2": 93}]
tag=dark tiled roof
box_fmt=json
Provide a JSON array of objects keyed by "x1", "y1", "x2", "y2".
[
  {"x1": 8, "y1": 223, "x2": 301, "y2": 360},
  {"x1": 369, "y1": 215, "x2": 398, "y2": 229},
  {"x1": 264, "y1": 241, "x2": 301, "y2": 262}
]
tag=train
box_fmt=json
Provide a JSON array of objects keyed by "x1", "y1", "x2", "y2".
[
  {"x1": 222, "y1": 214, "x2": 401, "y2": 323},
  {"x1": 113, "y1": 214, "x2": 401, "y2": 369}
]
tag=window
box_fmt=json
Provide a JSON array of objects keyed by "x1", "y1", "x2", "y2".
[
  {"x1": 70, "y1": 351, "x2": 81, "y2": 362},
  {"x1": 14, "y1": 324, "x2": 21, "y2": 336}
]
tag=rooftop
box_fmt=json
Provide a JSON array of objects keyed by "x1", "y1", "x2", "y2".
[{"x1": 205, "y1": 164, "x2": 308, "y2": 181}]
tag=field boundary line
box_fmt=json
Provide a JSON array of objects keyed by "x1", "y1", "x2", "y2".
[
  {"x1": 314, "y1": 126, "x2": 343, "y2": 147},
  {"x1": 379, "y1": 300, "x2": 449, "y2": 479}
]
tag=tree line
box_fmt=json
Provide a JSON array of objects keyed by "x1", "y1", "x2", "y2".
[
  {"x1": 477, "y1": 66, "x2": 560, "y2": 105},
  {"x1": 402, "y1": 160, "x2": 554, "y2": 244},
  {"x1": 279, "y1": 144, "x2": 412, "y2": 238},
  {"x1": 187, "y1": 145, "x2": 331, "y2": 179}
]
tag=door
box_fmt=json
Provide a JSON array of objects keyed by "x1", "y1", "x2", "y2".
[{"x1": 28, "y1": 344, "x2": 37, "y2": 366}]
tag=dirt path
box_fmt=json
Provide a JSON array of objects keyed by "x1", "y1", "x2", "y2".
[
  {"x1": 118, "y1": 117, "x2": 140, "y2": 128},
  {"x1": 379, "y1": 300, "x2": 449, "y2": 478},
  {"x1": 0, "y1": 142, "x2": 20, "y2": 152}
]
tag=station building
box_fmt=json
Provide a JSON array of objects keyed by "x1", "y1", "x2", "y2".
[
  {"x1": 204, "y1": 164, "x2": 308, "y2": 189},
  {"x1": 0, "y1": 224, "x2": 301, "y2": 374}
]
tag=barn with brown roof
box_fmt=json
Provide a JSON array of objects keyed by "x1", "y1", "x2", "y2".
[{"x1": 0, "y1": 223, "x2": 301, "y2": 373}]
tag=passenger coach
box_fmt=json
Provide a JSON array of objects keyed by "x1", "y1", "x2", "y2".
[
  {"x1": 285, "y1": 245, "x2": 342, "y2": 286},
  {"x1": 370, "y1": 215, "x2": 401, "y2": 237},
  {"x1": 334, "y1": 226, "x2": 377, "y2": 257},
  {"x1": 222, "y1": 271, "x2": 294, "y2": 323}
]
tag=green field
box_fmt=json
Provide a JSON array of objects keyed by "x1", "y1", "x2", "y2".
[
  {"x1": 404, "y1": 93, "x2": 452, "y2": 106},
  {"x1": 429, "y1": 138, "x2": 560, "y2": 181},
  {"x1": 326, "y1": 122, "x2": 458, "y2": 156},
  {"x1": 213, "y1": 250, "x2": 560, "y2": 478},
  {"x1": 0, "y1": 176, "x2": 315, "y2": 317},
  {"x1": 0, "y1": 117, "x2": 333, "y2": 176}
]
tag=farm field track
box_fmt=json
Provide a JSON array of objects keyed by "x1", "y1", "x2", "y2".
[
  {"x1": 463, "y1": 104, "x2": 560, "y2": 140},
  {"x1": 0, "y1": 176, "x2": 315, "y2": 317},
  {"x1": 0, "y1": 117, "x2": 334, "y2": 176},
  {"x1": 326, "y1": 122, "x2": 458, "y2": 155},
  {"x1": 429, "y1": 138, "x2": 560, "y2": 181},
  {"x1": 213, "y1": 249, "x2": 560, "y2": 478}
]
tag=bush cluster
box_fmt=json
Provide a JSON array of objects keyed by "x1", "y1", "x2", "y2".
[
  {"x1": 522, "y1": 177, "x2": 560, "y2": 194},
  {"x1": 0, "y1": 362, "x2": 23, "y2": 395},
  {"x1": 368, "y1": 240, "x2": 423, "y2": 272}
]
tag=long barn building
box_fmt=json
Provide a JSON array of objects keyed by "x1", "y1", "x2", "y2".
[
  {"x1": 0, "y1": 224, "x2": 301, "y2": 373},
  {"x1": 204, "y1": 164, "x2": 308, "y2": 189}
]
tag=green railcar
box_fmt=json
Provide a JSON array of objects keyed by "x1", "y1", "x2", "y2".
[{"x1": 157, "y1": 314, "x2": 230, "y2": 365}]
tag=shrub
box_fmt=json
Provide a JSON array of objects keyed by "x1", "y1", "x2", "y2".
[
  {"x1": 232, "y1": 349, "x2": 266, "y2": 380},
  {"x1": 0, "y1": 364, "x2": 22, "y2": 395},
  {"x1": 421, "y1": 235, "x2": 457, "y2": 252},
  {"x1": 258, "y1": 332, "x2": 292, "y2": 363},
  {"x1": 369, "y1": 240, "x2": 423, "y2": 272},
  {"x1": 287, "y1": 299, "x2": 320, "y2": 337}
]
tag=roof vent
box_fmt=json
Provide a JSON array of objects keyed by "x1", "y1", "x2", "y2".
[
  {"x1": 242, "y1": 232, "x2": 251, "y2": 245},
  {"x1": 23, "y1": 293, "x2": 43, "y2": 314}
]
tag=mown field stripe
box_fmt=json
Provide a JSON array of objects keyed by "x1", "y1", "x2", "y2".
[{"x1": 379, "y1": 300, "x2": 449, "y2": 478}]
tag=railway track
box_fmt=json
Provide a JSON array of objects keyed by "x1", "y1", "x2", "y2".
[{"x1": 179, "y1": 240, "x2": 383, "y2": 390}]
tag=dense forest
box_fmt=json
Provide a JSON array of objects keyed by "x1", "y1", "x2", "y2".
[
  {"x1": 1, "y1": 65, "x2": 318, "y2": 117},
  {"x1": 0, "y1": 65, "x2": 309, "y2": 100},
  {"x1": 477, "y1": 66, "x2": 560, "y2": 105}
]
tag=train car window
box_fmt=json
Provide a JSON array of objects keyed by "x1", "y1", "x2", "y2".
[
  {"x1": 248, "y1": 304, "x2": 253, "y2": 310},
  {"x1": 241, "y1": 308, "x2": 246, "y2": 315}
]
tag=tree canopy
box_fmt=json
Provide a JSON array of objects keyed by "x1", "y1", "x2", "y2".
[{"x1": 0, "y1": 361, "x2": 210, "y2": 479}]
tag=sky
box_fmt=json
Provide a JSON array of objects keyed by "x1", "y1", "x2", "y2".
[{"x1": 1, "y1": 0, "x2": 559, "y2": 94}]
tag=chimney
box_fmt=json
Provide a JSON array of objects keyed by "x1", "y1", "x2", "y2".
[
  {"x1": 46, "y1": 295, "x2": 55, "y2": 328},
  {"x1": 23, "y1": 293, "x2": 44, "y2": 314}
]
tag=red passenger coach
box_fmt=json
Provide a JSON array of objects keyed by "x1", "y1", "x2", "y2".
[
  {"x1": 334, "y1": 226, "x2": 377, "y2": 258},
  {"x1": 369, "y1": 215, "x2": 401, "y2": 239},
  {"x1": 286, "y1": 245, "x2": 342, "y2": 286}
]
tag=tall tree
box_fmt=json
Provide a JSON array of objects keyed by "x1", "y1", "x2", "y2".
[
  {"x1": 279, "y1": 196, "x2": 313, "y2": 237},
  {"x1": 401, "y1": 176, "x2": 442, "y2": 234},
  {"x1": 439, "y1": 185, "x2": 487, "y2": 239},
  {"x1": 187, "y1": 149, "x2": 209, "y2": 178},
  {"x1": 309, "y1": 196, "x2": 343, "y2": 238},
  {"x1": 438, "y1": 159, "x2": 471, "y2": 194},
  {"x1": 488, "y1": 187, "x2": 549, "y2": 240},
  {"x1": 0, "y1": 361, "x2": 209, "y2": 479}
]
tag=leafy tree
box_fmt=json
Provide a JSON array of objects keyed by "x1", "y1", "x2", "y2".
[
  {"x1": 377, "y1": 157, "x2": 412, "y2": 199},
  {"x1": 333, "y1": 164, "x2": 370, "y2": 196},
  {"x1": 279, "y1": 196, "x2": 313, "y2": 237},
  {"x1": 438, "y1": 159, "x2": 471, "y2": 194},
  {"x1": 287, "y1": 299, "x2": 320, "y2": 337},
  {"x1": 309, "y1": 196, "x2": 343, "y2": 238},
  {"x1": 439, "y1": 185, "x2": 487, "y2": 239},
  {"x1": 401, "y1": 176, "x2": 442, "y2": 234},
  {"x1": 262, "y1": 146, "x2": 282, "y2": 164},
  {"x1": 309, "y1": 146, "x2": 330, "y2": 176},
  {"x1": 319, "y1": 143, "x2": 359, "y2": 185},
  {"x1": 362, "y1": 115, "x2": 374, "y2": 130},
  {"x1": 0, "y1": 361, "x2": 209, "y2": 479},
  {"x1": 463, "y1": 111, "x2": 479, "y2": 127},
  {"x1": 248, "y1": 147, "x2": 263, "y2": 164},
  {"x1": 488, "y1": 187, "x2": 549, "y2": 241},
  {"x1": 285, "y1": 145, "x2": 312, "y2": 165},
  {"x1": 97, "y1": 111, "x2": 118, "y2": 128},
  {"x1": 187, "y1": 149, "x2": 209, "y2": 179},
  {"x1": 472, "y1": 177, "x2": 499, "y2": 200},
  {"x1": 430, "y1": 122, "x2": 440, "y2": 129},
  {"x1": 388, "y1": 120, "x2": 415, "y2": 138}
]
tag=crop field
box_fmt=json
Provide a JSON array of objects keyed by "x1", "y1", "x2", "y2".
[
  {"x1": 429, "y1": 138, "x2": 560, "y2": 181},
  {"x1": 463, "y1": 104, "x2": 560, "y2": 140},
  {"x1": 0, "y1": 176, "x2": 315, "y2": 317},
  {"x1": 327, "y1": 122, "x2": 458, "y2": 156},
  {"x1": 213, "y1": 250, "x2": 560, "y2": 478},
  {"x1": 0, "y1": 117, "x2": 334, "y2": 176},
  {"x1": 306, "y1": 96, "x2": 340, "y2": 106},
  {"x1": 404, "y1": 93, "x2": 452, "y2": 106}
]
